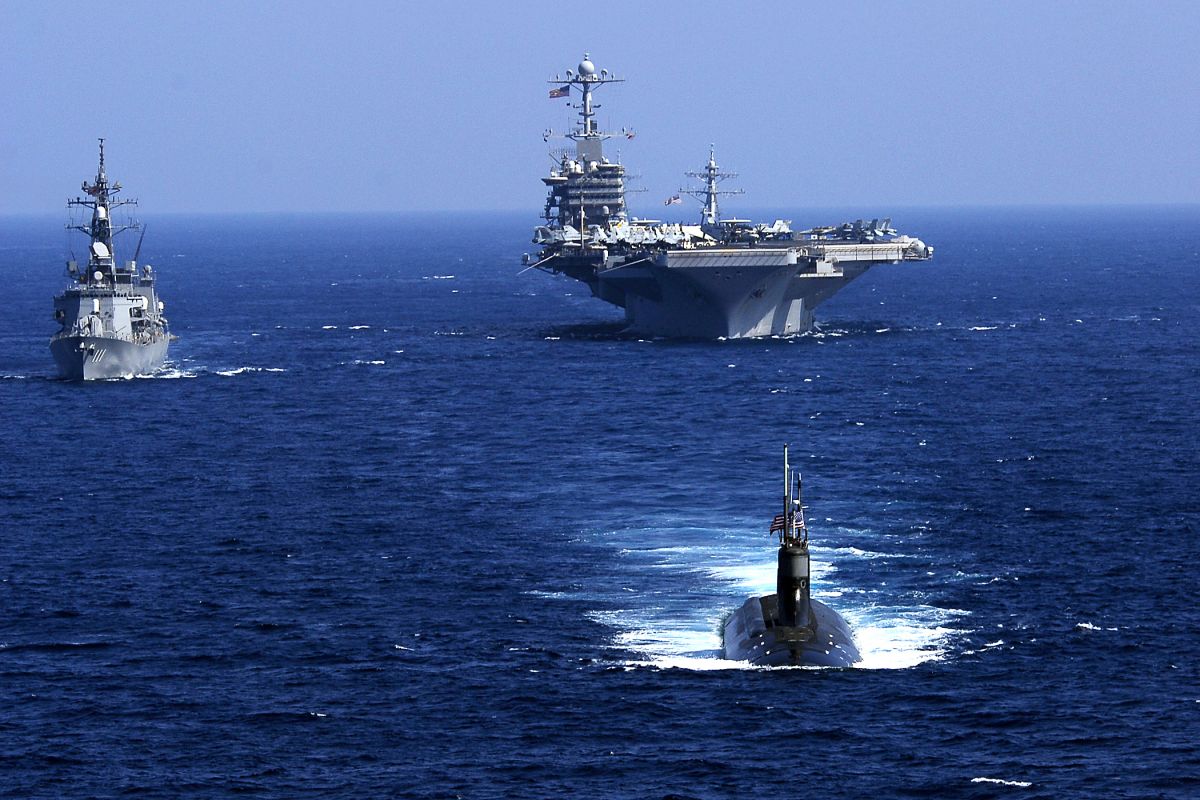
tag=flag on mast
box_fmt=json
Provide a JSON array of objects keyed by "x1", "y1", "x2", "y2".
[
  {"x1": 548, "y1": 85, "x2": 569, "y2": 99},
  {"x1": 664, "y1": 195, "x2": 682, "y2": 206}
]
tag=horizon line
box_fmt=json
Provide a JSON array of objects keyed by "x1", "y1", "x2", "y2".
[{"x1": 2, "y1": 201, "x2": 1199, "y2": 218}]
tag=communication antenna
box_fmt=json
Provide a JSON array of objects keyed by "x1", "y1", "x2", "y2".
[
  {"x1": 682, "y1": 145, "x2": 744, "y2": 227},
  {"x1": 133, "y1": 225, "x2": 147, "y2": 263}
]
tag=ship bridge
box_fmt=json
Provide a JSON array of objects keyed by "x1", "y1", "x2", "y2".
[{"x1": 541, "y1": 55, "x2": 629, "y2": 230}]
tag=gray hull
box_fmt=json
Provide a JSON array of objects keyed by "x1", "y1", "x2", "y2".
[
  {"x1": 617, "y1": 255, "x2": 875, "y2": 339},
  {"x1": 555, "y1": 246, "x2": 895, "y2": 339},
  {"x1": 50, "y1": 335, "x2": 168, "y2": 381},
  {"x1": 722, "y1": 594, "x2": 861, "y2": 667}
]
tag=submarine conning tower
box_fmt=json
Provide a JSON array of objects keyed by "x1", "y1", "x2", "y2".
[
  {"x1": 776, "y1": 444, "x2": 813, "y2": 629},
  {"x1": 720, "y1": 446, "x2": 862, "y2": 666}
]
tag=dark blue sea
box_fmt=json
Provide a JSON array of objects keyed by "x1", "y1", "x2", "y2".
[{"x1": 1, "y1": 208, "x2": 1197, "y2": 798}]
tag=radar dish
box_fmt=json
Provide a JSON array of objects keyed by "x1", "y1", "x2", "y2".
[{"x1": 91, "y1": 242, "x2": 110, "y2": 259}]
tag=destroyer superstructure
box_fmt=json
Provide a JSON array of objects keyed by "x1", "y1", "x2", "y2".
[
  {"x1": 51, "y1": 140, "x2": 168, "y2": 380},
  {"x1": 525, "y1": 55, "x2": 933, "y2": 338}
]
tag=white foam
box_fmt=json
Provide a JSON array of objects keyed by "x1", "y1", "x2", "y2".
[
  {"x1": 578, "y1": 524, "x2": 961, "y2": 671},
  {"x1": 825, "y1": 546, "x2": 909, "y2": 560},
  {"x1": 624, "y1": 656, "x2": 737, "y2": 671},
  {"x1": 971, "y1": 777, "x2": 1032, "y2": 788},
  {"x1": 147, "y1": 368, "x2": 198, "y2": 379},
  {"x1": 321, "y1": 325, "x2": 338, "y2": 330},
  {"x1": 624, "y1": 655, "x2": 815, "y2": 672},
  {"x1": 846, "y1": 609, "x2": 960, "y2": 670},
  {"x1": 706, "y1": 558, "x2": 836, "y2": 592},
  {"x1": 215, "y1": 366, "x2": 287, "y2": 377},
  {"x1": 969, "y1": 325, "x2": 999, "y2": 331},
  {"x1": 349, "y1": 325, "x2": 371, "y2": 330},
  {"x1": 592, "y1": 612, "x2": 718, "y2": 659},
  {"x1": 1075, "y1": 621, "x2": 1118, "y2": 631}
]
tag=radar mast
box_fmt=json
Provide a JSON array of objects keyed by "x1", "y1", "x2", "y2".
[
  {"x1": 67, "y1": 138, "x2": 140, "y2": 286},
  {"x1": 551, "y1": 52, "x2": 624, "y2": 141},
  {"x1": 683, "y1": 145, "x2": 745, "y2": 229}
]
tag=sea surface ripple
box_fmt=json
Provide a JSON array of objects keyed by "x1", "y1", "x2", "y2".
[{"x1": 0, "y1": 208, "x2": 1197, "y2": 798}]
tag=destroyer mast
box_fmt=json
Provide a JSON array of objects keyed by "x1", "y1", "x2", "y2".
[{"x1": 682, "y1": 145, "x2": 744, "y2": 232}]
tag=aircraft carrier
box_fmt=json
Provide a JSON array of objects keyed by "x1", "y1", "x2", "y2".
[
  {"x1": 524, "y1": 55, "x2": 934, "y2": 338},
  {"x1": 50, "y1": 140, "x2": 169, "y2": 380}
]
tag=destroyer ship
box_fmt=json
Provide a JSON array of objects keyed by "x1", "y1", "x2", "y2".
[
  {"x1": 524, "y1": 55, "x2": 934, "y2": 338},
  {"x1": 722, "y1": 447, "x2": 861, "y2": 667},
  {"x1": 51, "y1": 140, "x2": 168, "y2": 380}
]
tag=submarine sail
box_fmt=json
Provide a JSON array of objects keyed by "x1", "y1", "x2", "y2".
[{"x1": 721, "y1": 446, "x2": 861, "y2": 667}]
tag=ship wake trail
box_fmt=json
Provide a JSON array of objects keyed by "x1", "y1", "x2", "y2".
[
  {"x1": 576, "y1": 520, "x2": 964, "y2": 670},
  {"x1": 129, "y1": 364, "x2": 288, "y2": 380}
]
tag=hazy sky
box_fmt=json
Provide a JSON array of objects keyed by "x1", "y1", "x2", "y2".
[{"x1": 3, "y1": 1, "x2": 1199, "y2": 214}]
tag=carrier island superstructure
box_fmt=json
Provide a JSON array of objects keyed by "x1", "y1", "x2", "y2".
[
  {"x1": 51, "y1": 140, "x2": 168, "y2": 380},
  {"x1": 524, "y1": 55, "x2": 934, "y2": 338}
]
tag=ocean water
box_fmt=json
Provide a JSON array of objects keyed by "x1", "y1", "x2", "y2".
[{"x1": 1, "y1": 207, "x2": 1197, "y2": 798}]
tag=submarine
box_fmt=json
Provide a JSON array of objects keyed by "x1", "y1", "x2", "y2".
[{"x1": 722, "y1": 447, "x2": 862, "y2": 667}]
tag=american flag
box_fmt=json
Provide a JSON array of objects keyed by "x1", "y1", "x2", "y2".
[
  {"x1": 548, "y1": 85, "x2": 569, "y2": 99},
  {"x1": 664, "y1": 195, "x2": 682, "y2": 206},
  {"x1": 769, "y1": 513, "x2": 787, "y2": 533}
]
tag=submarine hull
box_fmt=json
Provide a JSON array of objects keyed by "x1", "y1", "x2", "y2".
[{"x1": 722, "y1": 594, "x2": 861, "y2": 667}]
